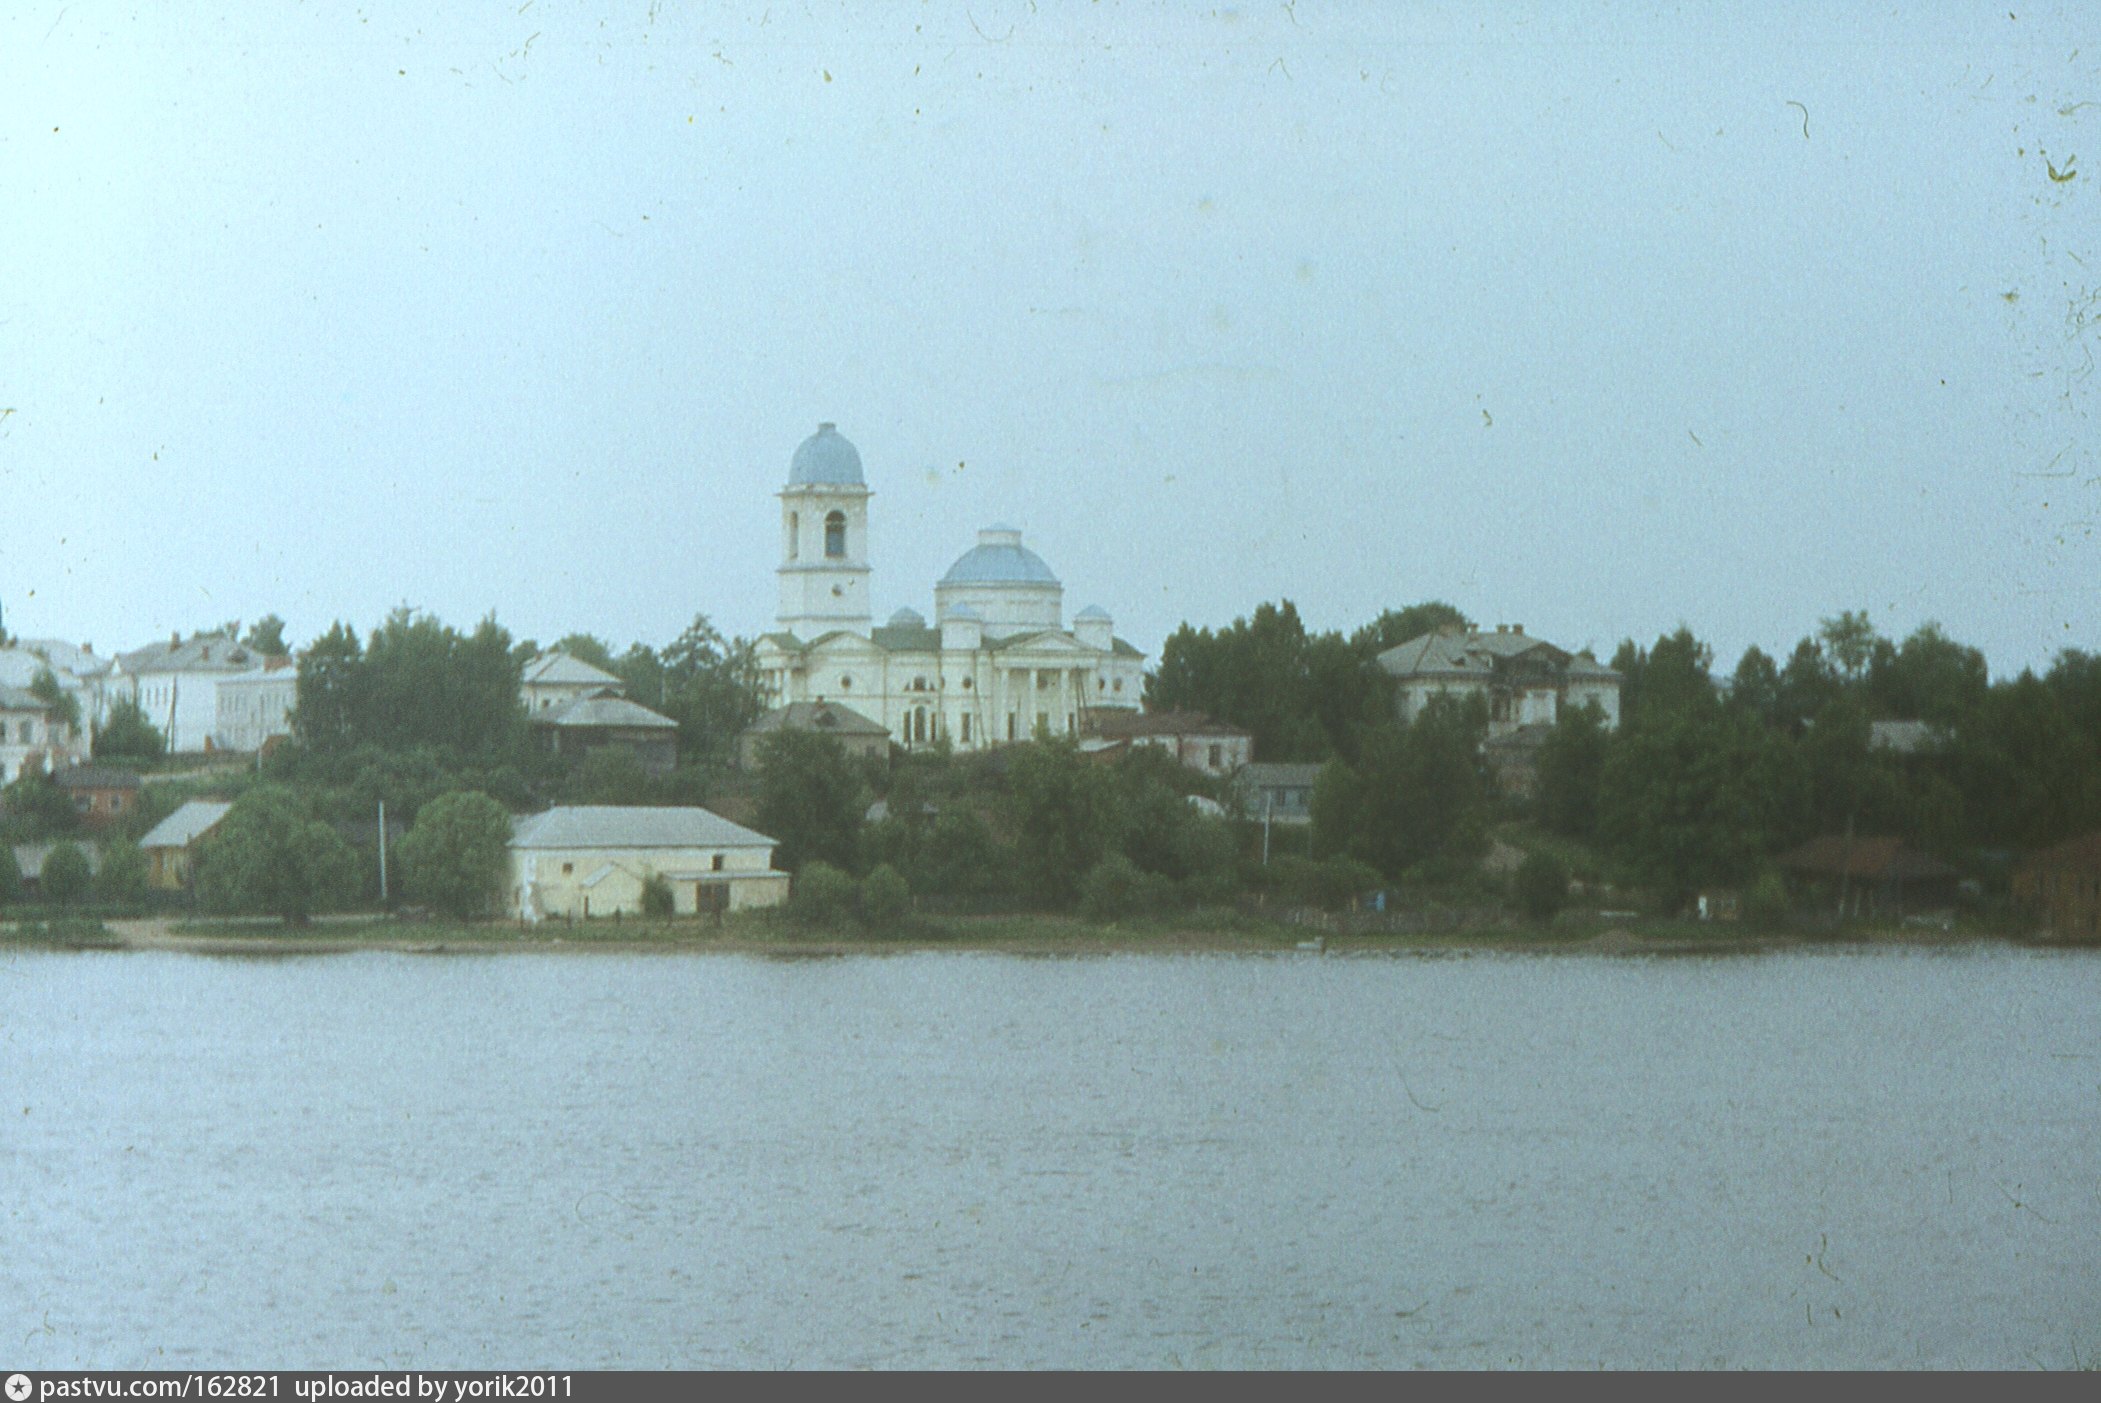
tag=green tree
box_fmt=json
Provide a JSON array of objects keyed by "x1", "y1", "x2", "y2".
[
  {"x1": 93, "y1": 697, "x2": 165, "y2": 762},
  {"x1": 1818, "y1": 610, "x2": 1879, "y2": 685},
  {"x1": 293, "y1": 621, "x2": 366, "y2": 753},
  {"x1": 754, "y1": 730, "x2": 866, "y2": 872},
  {"x1": 2, "y1": 769, "x2": 79, "y2": 842},
  {"x1": 29, "y1": 667, "x2": 82, "y2": 732},
  {"x1": 1314, "y1": 696, "x2": 1488, "y2": 879},
  {"x1": 859, "y1": 862, "x2": 911, "y2": 927},
  {"x1": 791, "y1": 860, "x2": 857, "y2": 925},
  {"x1": 563, "y1": 745, "x2": 653, "y2": 805},
  {"x1": 1535, "y1": 699, "x2": 1610, "y2": 840},
  {"x1": 398, "y1": 790, "x2": 513, "y2": 919},
  {"x1": 1775, "y1": 637, "x2": 1839, "y2": 734},
  {"x1": 1865, "y1": 622, "x2": 1988, "y2": 726},
  {"x1": 0, "y1": 843, "x2": 19, "y2": 905},
  {"x1": 640, "y1": 872, "x2": 675, "y2": 918},
  {"x1": 654, "y1": 616, "x2": 766, "y2": 776},
  {"x1": 1348, "y1": 602, "x2": 1471, "y2": 656},
  {"x1": 242, "y1": 615, "x2": 289, "y2": 657},
  {"x1": 1006, "y1": 738, "x2": 1126, "y2": 907},
  {"x1": 1728, "y1": 646, "x2": 1781, "y2": 725},
  {"x1": 95, "y1": 840, "x2": 149, "y2": 904},
  {"x1": 1513, "y1": 850, "x2": 1568, "y2": 923},
  {"x1": 1145, "y1": 601, "x2": 1341, "y2": 760},
  {"x1": 40, "y1": 841, "x2": 93, "y2": 905},
  {"x1": 195, "y1": 786, "x2": 359, "y2": 923}
]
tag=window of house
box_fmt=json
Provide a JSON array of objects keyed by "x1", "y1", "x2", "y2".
[
  {"x1": 1208, "y1": 744, "x2": 1222, "y2": 768},
  {"x1": 961, "y1": 677, "x2": 972, "y2": 690},
  {"x1": 712, "y1": 854, "x2": 724, "y2": 872},
  {"x1": 840, "y1": 676, "x2": 852, "y2": 690},
  {"x1": 1112, "y1": 678, "x2": 1123, "y2": 693},
  {"x1": 825, "y1": 511, "x2": 846, "y2": 558}
]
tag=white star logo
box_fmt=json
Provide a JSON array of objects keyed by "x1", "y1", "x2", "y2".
[{"x1": 5, "y1": 1374, "x2": 33, "y2": 1402}]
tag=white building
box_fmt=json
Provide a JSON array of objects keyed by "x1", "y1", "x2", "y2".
[
  {"x1": 753, "y1": 423, "x2": 1146, "y2": 751},
  {"x1": 0, "y1": 684, "x2": 86, "y2": 782},
  {"x1": 213, "y1": 664, "x2": 299, "y2": 754},
  {"x1": 521, "y1": 651, "x2": 625, "y2": 715},
  {"x1": 0, "y1": 640, "x2": 115, "y2": 736},
  {"x1": 117, "y1": 634, "x2": 271, "y2": 754},
  {"x1": 509, "y1": 805, "x2": 791, "y2": 920},
  {"x1": 1376, "y1": 623, "x2": 1621, "y2": 735}
]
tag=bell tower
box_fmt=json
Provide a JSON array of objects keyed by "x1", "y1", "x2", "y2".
[{"x1": 777, "y1": 422, "x2": 873, "y2": 638}]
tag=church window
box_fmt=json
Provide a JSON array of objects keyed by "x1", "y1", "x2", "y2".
[
  {"x1": 789, "y1": 512, "x2": 800, "y2": 559},
  {"x1": 840, "y1": 676, "x2": 852, "y2": 690},
  {"x1": 825, "y1": 511, "x2": 846, "y2": 559},
  {"x1": 712, "y1": 854, "x2": 725, "y2": 872},
  {"x1": 1112, "y1": 678, "x2": 1123, "y2": 693},
  {"x1": 961, "y1": 677, "x2": 972, "y2": 690},
  {"x1": 1007, "y1": 713, "x2": 1017, "y2": 741},
  {"x1": 1098, "y1": 678, "x2": 1105, "y2": 691},
  {"x1": 961, "y1": 714, "x2": 972, "y2": 743}
]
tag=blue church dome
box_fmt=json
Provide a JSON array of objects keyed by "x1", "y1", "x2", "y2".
[
  {"x1": 939, "y1": 526, "x2": 1060, "y2": 587},
  {"x1": 788, "y1": 422, "x2": 865, "y2": 487}
]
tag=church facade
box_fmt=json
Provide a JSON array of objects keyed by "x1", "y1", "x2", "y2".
[{"x1": 752, "y1": 423, "x2": 1146, "y2": 752}]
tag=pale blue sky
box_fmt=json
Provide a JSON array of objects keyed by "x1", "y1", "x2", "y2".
[{"x1": 3, "y1": 3, "x2": 2093, "y2": 676}]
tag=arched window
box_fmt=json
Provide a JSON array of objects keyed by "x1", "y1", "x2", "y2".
[
  {"x1": 825, "y1": 511, "x2": 846, "y2": 559},
  {"x1": 788, "y1": 511, "x2": 800, "y2": 559}
]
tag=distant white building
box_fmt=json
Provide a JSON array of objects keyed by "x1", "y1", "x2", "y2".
[
  {"x1": 0, "y1": 640, "x2": 115, "y2": 735},
  {"x1": 509, "y1": 806, "x2": 791, "y2": 920},
  {"x1": 213, "y1": 663, "x2": 299, "y2": 754},
  {"x1": 0, "y1": 684, "x2": 86, "y2": 782},
  {"x1": 520, "y1": 651, "x2": 626, "y2": 716},
  {"x1": 117, "y1": 634, "x2": 272, "y2": 754},
  {"x1": 1377, "y1": 624, "x2": 1621, "y2": 734},
  {"x1": 753, "y1": 423, "x2": 1147, "y2": 752}
]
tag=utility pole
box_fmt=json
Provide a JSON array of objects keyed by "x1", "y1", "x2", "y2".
[{"x1": 378, "y1": 799, "x2": 389, "y2": 905}]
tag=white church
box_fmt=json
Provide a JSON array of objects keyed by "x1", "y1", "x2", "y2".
[{"x1": 752, "y1": 423, "x2": 1146, "y2": 751}]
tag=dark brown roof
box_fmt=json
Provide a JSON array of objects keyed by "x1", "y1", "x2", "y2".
[
  {"x1": 52, "y1": 765, "x2": 142, "y2": 791},
  {"x1": 2019, "y1": 831, "x2": 2101, "y2": 873},
  {"x1": 1777, "y1": 835, "x2": 1956, "y2": 882}
]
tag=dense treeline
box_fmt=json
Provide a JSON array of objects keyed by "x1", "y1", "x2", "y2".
[{"x1": 1152, "y1": 599, "x2": 2101, "y2": 905}]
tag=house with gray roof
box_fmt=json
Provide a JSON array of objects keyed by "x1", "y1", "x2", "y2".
[
  {"x1": 116, "y1": 633, "x2": 267, "y2": 754},
  {"x1": 519, "y1": 650, "x2": 679, "y2": 776},
  {"x1": 139, "y1": 799, "x2": 234, "y2": 890},
  {"x1": 738, "y1": 700, "x2": 892, "y2": 769},
  {"x1": 508, "y1": 805, "x2": 790, "y2": 920}
]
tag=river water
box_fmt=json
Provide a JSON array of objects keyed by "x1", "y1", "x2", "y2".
[{"x1": 2, "y1": 945, "x2": 2095, "y2": 1369}]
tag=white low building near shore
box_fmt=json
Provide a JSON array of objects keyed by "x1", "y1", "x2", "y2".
[{"x1": 508, "y1": 805, "x2": 791, "y2": 921}]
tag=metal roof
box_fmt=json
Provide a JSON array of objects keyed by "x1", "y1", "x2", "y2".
[
  {"x1": 535, "y1": 695, "x2": 676, "y2": 729},
  {"x1": 140, "y1": 800, "x2": 234, "y2": 849},
  {"x1": 522, "y1": 651, "x2": 623, "y2": 688},
  {"x1": 787, "y1": 422, "x2": 865, "y2": 487},
  {"x1": 743, "y1": 701, "x2": 890, "y2": 736},
  {"x1": 511, "y1": 805, "x2": 778, "y2": 850},
  {"x1": 117, "y1": 634, "x2": 257, "y2": 675},
  {"x1": 939, "y1": 527, "x2": 1060, "y2": 587}
]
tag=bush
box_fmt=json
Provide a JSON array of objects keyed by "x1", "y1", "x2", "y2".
[
  {"x1": 41, "y1": 842, "x2": 93, "y2": 906},
  {"x1": 96, "y1": 841, "x2": 150, "y2": 904},
  {"x1": 792, "y1": 860, "x2": 857, "y2": 926},
  {"x1": 1743, "y1": 870, "x2": 1790, "y2": 928},
  {"x1": 398, "y1": 790, "x2": 513, "y2": 919},
  {"x1": 640, "y1": 872, "x2": 675, "y2": 918},
  {"x1": 1078, "y1": 853, "x2": 1146, "y2": 923},
  {"x1": 1513, "y1": 850, "x2": 1568, "y2": 923},
  {"x1": 859, "y1": 863, "x2": 911, "y2": 928}
]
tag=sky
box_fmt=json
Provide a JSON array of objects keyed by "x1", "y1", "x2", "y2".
[{"x1": 2, "y1": 3, "x2": 2095, "y2": 679}]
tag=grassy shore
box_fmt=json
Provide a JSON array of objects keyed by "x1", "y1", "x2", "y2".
[{"x1": 1, "y1": 908, "x2": 2083, "y2": 956}]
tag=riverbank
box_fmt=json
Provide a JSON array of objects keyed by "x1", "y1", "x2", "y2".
[{"x1": 2, "y1": 911, "x2": 2083, "y2": 957}]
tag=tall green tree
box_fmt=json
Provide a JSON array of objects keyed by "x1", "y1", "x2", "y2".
[
  {"x1": 195, "y1": 786, "x2": 360, "y2": 924},
  {"x1": 242, "y1": 615, "x2": 289, "y2": 657},
  {"x1": 1312, "y1": 695, "x2": 1488, "y2": 879},
  {"x1": 93, "y1": 697, "x2": 165, "y2": 761},
  {"x1": 1004, "y1": 737, "x2": 1126, "y2": 907},
  {"x1": 754, "y1": 729, "x2": 866, "y2": 873},
  {"x1": 1599, "y1": 707, "x2": 1807, "y2": 902},
  {"x1": 294, "y1": 621, "x2": 366, "y2": 752},
  {"x1": 1818, "y1": 610, "x2": 1879, "y2": 685},
  {"x1": 1865, "y1": 622, "x2": 1988, "y2": 726},
  {"x1": 398, "y1": 790, "x2": 513, "y2": 919},
  {"x1": 1536, "y1": 699, "x2": 1611, "y2": 840}
]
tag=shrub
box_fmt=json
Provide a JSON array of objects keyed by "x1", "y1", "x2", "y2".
[
  {"x1": 398, "y1": 790, "x2": 513, "y2": 919},
  {"x1": 41, "y1": 842, "x2": 93, "y2": 906},
  {"x1": 1078, "y1": 854, "x2": 1180, "y2": 922},
  {"x1": 792, "y1": 860, "x2": 857, "y2": 926},
  {"x1": 1743, "y1": 870, "x2": 1790, "y2": 928},
  {"x1": 1513, "y1": 850, "x2": 1568, "y2": 924},
  {"x1": 640, "y1": 873, "x2": 676, "y2": 918},
  {"x1": 96, "y1": 841, "x2": 150, "y2": 904},
  {"x1": 859, "y1": 863, "x2": 911, "y2": 928}
]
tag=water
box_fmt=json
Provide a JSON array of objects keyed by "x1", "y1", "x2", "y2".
[{"x1": 2, "y1": 945, "x2": 2095, "y2": 1368}]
